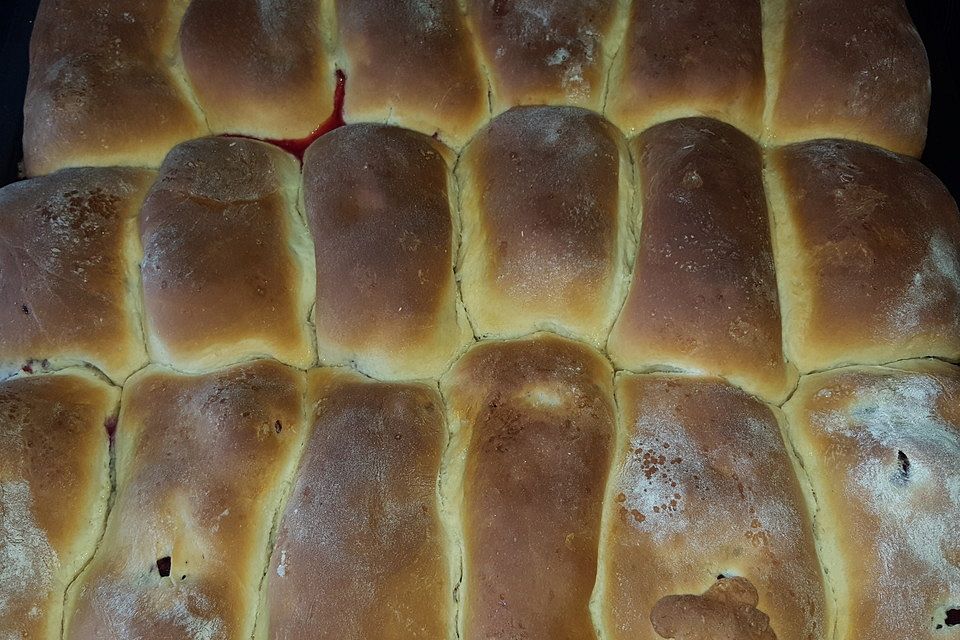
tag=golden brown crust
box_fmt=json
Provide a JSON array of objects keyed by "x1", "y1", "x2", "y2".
[
  {"x1": 179, "y1": 0, "x2": 334, "y2": 139},
  {"x1": 302, "y1": 124, "x2": 470, "y2": 380},
  {"x1": 467, "y1": 0, "x2": 620, "y2": 112},
  {"x1": 335, "y1": 0, "x2": 488, "y2": 145},
  {"x1": 441, "y1": 333, "x2": 615, "y2": 640},
  {"x1": 0, "y1": 167, "x2": 153, "y2": 382},
  {"x1": 650, "y1": 577, "x2": 777, "y2": 640},
  {"x1": 607, "y1": 0, "x2": 765, "y2": 137},
  {"x1": 767, "y1": 0, "x2": 930, "y2": 156},
  {"x1": 139, "y1": 137, "x2": 314, "y2": 371},
  {"x1": 458, "y1": 106, "x2": 631, "y2": 346},
  {"x1": 782, "y1": 360, "x2": 960, "y2": 639},
  {"x1": 608, "y1": 118, "x2": 795, "y2": 402},
  {"x1": 264, "y1": 368, "x2": 452, "y2": 639},
  {"x1": 64, "y1": 359, "x2": 305, "y2": 640},
  {"x1": 768, "y1": 139, "x2": 960, "y2": 373},
  {"x1": 0, "y1": 370, "x2": 116, "y2": 640},
  {"x1": 24, "y1": 0, "x2": 205, "y2": 175},
  {"x1": 598, "y1": 373, "x2": 827, "y2": 640}
]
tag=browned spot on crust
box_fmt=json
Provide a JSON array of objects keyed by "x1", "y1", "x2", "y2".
[{"x1": 651, "y1": 577, "x2": 776, "y2": 640}]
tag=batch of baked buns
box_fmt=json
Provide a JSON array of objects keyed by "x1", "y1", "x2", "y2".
[{"x1": 1, "y1": 0, "x2": 958, "y2": 638}]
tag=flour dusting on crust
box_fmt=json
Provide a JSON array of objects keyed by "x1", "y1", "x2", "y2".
[
  {"x1": 618, "y1": 405, "x2": 801, "y2": 548},
  {"x1": 813, "y1": 371, "x2": 960, "y2": 632},
  {"x1": 83, "y1": 576, "x2": 226, "y2": 640},
  {"x1": 0, "y1": 481, "x2": 58, "y2": 619},
  {"x1": 886, "y1": 232, "x2": 960, "y2": 335}
]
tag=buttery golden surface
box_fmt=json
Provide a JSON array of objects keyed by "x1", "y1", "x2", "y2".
[
  {"x1": 5, "y1": 1, "x2": 959, "y2": 639},
  {"x1": 0, "y1": 167, "x2": 153, "y2": 382},
  {"x1": 0, "y1": 370, "x2": 116, "y2": 640},
  {"x1": 782, "y1": 360, "x2": 960, "y2": 640},
  {"x1": 599, "y1": 374, "x2": 827, "y2": 640},
  {"x1": 608, "y1": 117, "x2": 795, "y2": 402},
  {"x1": 442, "y1": 334, "x2": 615, "y2": 640},
  {"x1": 264, "y1": 368, "x2": 452, "y2": 639},
  {"x1": 769, "y1": 139, "x2": 960, "y2": 373},
  {"x1": 64, "y1": 360, "x2": 305, "y2": 640},
  {"x1": 139, "y1": 136, "x2": 314, "y2": 370},
  {"x1": 179, "y1": 0, "x2": 334, "y2": 139}
]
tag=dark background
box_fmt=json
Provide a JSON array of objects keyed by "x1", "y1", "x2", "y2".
[{"x1": 0, "y1": 0, "x2": 957, "y2": 196}]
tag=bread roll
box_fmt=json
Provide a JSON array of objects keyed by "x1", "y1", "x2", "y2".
[
  {"x1": 334, "y1": 0, "x2": 487, "y2": 145},
  {"x1": 23, "y1": 0, "x2": 206, "y2": 175},
  {"x1": 608, "y1": 118, "x2": 795, "y2": 402},
  {"x1": 302, "y1": 124, "x2": 471, "y2": 380},
  {"x1": 0, "y1": 167, "x2": 153, "y2": 383},
  {"x1": 782, "y1": 359, "x2": 960, "y2": 639},
  {"x1": 767, "y1": 139, "x2": 960, "y2": 373},
  {"x1": 0, "y1": 370, "x2": 116, "y2": 640},
  {"x1": 441, "y1": 333, "x2": 615, "y2": 640},
  {"x1": 139, "y1": 137, "x2": 315, "y2": 371},
  {"x1": 606, "y1": 0, "x2": 765, "y2": 137},
  {"x1": 262, "y1": 367, "x2": 453, "y2": 639},
  {"x1": 765, "y1": 0, "x2": 931, "y2": 156},
  {"x1": 458, "y1": 106, "x2": 632, "y2": 346},
  {"x1": 179, "y1": 0, "x2": 335, "y2": 139},
  {"x1": 467, "y1": 0, "x2": 622, "y2": 112},
  {"x1": 64, "y1": 359, "x2": 305, "y2": 639},
  {"x1": 597, "y1": 373, "x2": 827, "y2": 640}
]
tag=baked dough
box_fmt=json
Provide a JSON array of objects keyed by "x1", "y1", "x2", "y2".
[
  {"x1": 262, "y1": 367, "x2": 454, "y2": 639},
  {"x1": 0, "y1": 370, "x2": 116, "y2": 640},
  {"x1": 442, "y1": 333, "x2": 615, "y2": 639},
  {"x1": 6, "y1": 1, "x2": 959, "y2": 638},
  {"x1": 782, "y1": 359, "x2": 960, "y2": 639}
]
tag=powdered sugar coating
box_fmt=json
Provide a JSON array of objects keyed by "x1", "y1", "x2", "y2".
[{"x1": 619, "y1": 411, "x2": 802, "y2": 550}]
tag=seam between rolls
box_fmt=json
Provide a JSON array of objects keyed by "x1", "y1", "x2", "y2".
[
  {"x1": 600, "y1": 0, "x2": 631, "y2": 118},
  {"x1": 775, "y1": 410, "x2": 840, "y2": 640},
  {"x1": 435, "y1": 377, "x2": 468, "y2": 640},
  {"x1": 602, "y1": 133, "x2": 641, "y2": 361},
  {"x1": 459, "y1": 12, "x2": 494, "y2": 119},
  {"x1": 292, "y1": 174, "x2": 322, "y2": 370},
  {"x1": 759, "y1": 144, "x2": 804, "y2": 406},
  {"x1": 248, "y1": 376, "x2": 313, "y2": 640},
  {"x1": 167, "y1": 1, "x2": 213, "y2": 135},
  {"x1": 587, "y1": 363, "x2": 624, "y2": 640},
  {"x1": 759, "y1": 0, "x2": 788, "y2": 145},
  {"x1": 59, "y1": 391, "x2": 121, "y2": 640},
  {"x1": 450, "y1": 147, "x2": 481, "y2": 342},
  {"x1": 434, "y1": 378, "x2": 465, "y2": 640}
]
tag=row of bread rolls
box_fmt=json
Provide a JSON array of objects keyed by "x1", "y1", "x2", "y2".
[
  {"x1": 23, "y1": 0, "x2": 930, "y2": 175},
  {"x1": 2, "y1": 335, "x2": 957, "y2": 638},
  {"x1": 3, "y1": 111, "x2": 958, "y2": 402}
]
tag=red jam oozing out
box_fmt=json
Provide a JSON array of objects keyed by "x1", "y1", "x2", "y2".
[
  {"x1": 104, "y1": 415, "x2": 118, "y2": 445},
  {"x1": 20, "y1": 358, "x2": 49, "y2": 374},
  {"x1": 223, "y1": 70, "x2": 346, "y2": 161}
]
